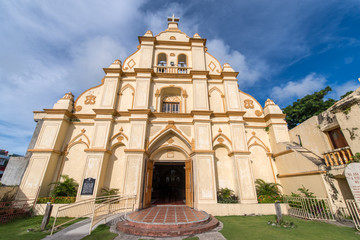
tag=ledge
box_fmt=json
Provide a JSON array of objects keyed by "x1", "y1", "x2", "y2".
[
  {"x1": 264, "y1": 113, "x2": 286, "y2": 122},
  {"x1": 28, "y1": 149, "x2": 61, "y2": 154},
  {"x1": 273, "y1": 149, "x2": 293, "y2": 158},
  {"x1": 277, "y1": 170, "x2": 326, "y2": 178}
]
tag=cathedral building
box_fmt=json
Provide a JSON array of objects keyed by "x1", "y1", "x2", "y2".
[{"x1": 18, "y1": 16, "x2": 292, "y2": 213}]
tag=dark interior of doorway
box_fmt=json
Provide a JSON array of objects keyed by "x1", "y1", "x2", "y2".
[{"x1": 151, "y1": 162, "x2": 185, "y2": 205}]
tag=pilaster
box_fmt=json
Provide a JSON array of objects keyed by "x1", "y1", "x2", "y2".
[
  {"x1": 192, "y1": 112, "x2": 217, "y2": 205},
  {"x1": 191, "y1": 71, "x2": 209, "y2": 111},
  {"x1": 133, "y1": 69, "x2": 153, "y2": 109}
]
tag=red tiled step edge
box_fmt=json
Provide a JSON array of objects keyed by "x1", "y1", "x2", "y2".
[{"x1": 117, "y1": 215, "x2": 219, "y2": 237}]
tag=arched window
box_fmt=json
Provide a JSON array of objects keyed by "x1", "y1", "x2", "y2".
[
  {"x1": 178, "y1": 54, "x2": 187, "y2": 73},
  {"x1": 162, "y1": 96, "x2": 180, "y2": 113},
  {"x1": 157, "y1": 53, "x2": 167, "y2": 73}
]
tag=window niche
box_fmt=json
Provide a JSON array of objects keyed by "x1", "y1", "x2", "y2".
[{"x1": 159, "y1": 87, "x2": 182, "y2": 113}]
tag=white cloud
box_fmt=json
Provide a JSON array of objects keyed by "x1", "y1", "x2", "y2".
[
  {"x1": 271, "y1": 73, "x2": 327, "y2": 104},
  {"x1": 207, "y1": 39, "x2": 265, "y2": 86},
  {"x1": 143, "y1": 3, "x2": 199, "y2": 36},
  {"x1": 330, "y1": 79, "x2": 360, "y2": 99},
  {"x1": 0, "y1": 1, "x2": 147, "y2": 154}
]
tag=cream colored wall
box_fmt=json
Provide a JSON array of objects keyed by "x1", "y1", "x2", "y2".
[
  {"x1": 250, "y1": 146, "x2": 274, "y2": 183},
  {"x1": 209, "y1": 89, "x2": 224, "y2": 112},
  {"x1": 335, "y1": 104, "x2": 360, "y2": 153},
  {"x1": 289, "y1": 116, "x2": 331, "y2": 156},
  {"x1": 214, "y1": 146, "x2": 237, "y2": 194},
  {"x1": 61, "y1": 143, "x2": 87, "y2": 186},
  {"x1": 118, "y1": 85, "x2": 134, "y2": 111},
  {"x1": 279, "y1": 175, "x2": 328, "y2": 197},
  {"x1": 198, "y1": 203, "x2": 288, "y2": 216},
  {"x1": 275, "y1": 152, "x2": 318, "y2": 174},
  {"x1": 103, "y1": 145, "x2": 126, "y2": 193}
]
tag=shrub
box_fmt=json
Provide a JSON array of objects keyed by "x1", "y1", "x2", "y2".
[
  {"x1": 50, "y1": 175, "x2": 78, "y2": 197},
  {"x1": 217, "y1": 188, "x2": 239, "y2": 203},
  {"x1": 291, "y1": 185, "x2": 315, "y2": 198},
  {"x1": 101, "y1": 187, "x2": 119, "y2": 196},
  {"x1": 257, "y1": 195, "x2": 283, "y2": 203},
  {"x1": 37, "y1": 197, "x2": 76, "y2": 204},
  {"x1": 350, "y1": 152, "x2": 360, "y2": 163},
  {"x1": 255, "y1": 179, "x2": 282, "y2": 203}
]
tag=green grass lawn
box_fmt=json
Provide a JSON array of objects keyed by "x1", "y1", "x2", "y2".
[
  {"x1": 82, "y1": 224, "x2": 118, "y2": 240},
  {"x1": 217, "y1": 215, "x2": 360, "y2": 240},
  {"x1": 0, "y1": 215, "x2": 83, "y2": 240}
]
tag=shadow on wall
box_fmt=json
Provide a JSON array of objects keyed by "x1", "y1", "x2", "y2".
[{"x1": 0, "y1": 186, "x2": 19, "y2": 202}]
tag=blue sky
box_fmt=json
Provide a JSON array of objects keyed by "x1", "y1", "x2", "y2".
[{"x1": 0, "y1": 0, "x2": 359, "y2": 155}]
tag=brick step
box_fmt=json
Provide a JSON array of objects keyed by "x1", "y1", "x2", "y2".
[
  {"x1": 117, "y1": 215, "x2": 219, "y2": 237},
  {"x1": 124, "y1": 215, "x2": 211, "y2": 229}
]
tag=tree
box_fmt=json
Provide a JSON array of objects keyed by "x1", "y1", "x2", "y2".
[
  {"x1": 283, "y1": 86, "x2": 336, "y2": 129},
  {"x1": 340, "y1": 90, "x2": 353, "y2": 99},
  {"x1": 255, "y1": 179, "x2": 282, "y2": 196},
  {"x1": 50, "y1": 175, "x2": 78, "y2": 197}
]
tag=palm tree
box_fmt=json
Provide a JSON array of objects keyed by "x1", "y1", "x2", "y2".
[{"x1": 255, "y1": 179, "x2": 282, "y2": 196}]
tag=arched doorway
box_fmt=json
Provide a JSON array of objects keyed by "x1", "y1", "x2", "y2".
[{"x1": 144, "y1": 145, "x2": 193, "y2": 208}]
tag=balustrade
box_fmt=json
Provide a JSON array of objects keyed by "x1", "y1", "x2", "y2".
[
  {"x1": 155, "y1": 66, "x2": 189, "y2": 74},
  {"x1": 323, "y1": 147, "x2": 353, "y2": 167}
]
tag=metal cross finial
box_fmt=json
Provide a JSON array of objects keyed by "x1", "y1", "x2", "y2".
[{"x1": 167, "y1": 14, "x2": 179, "y2": 22}]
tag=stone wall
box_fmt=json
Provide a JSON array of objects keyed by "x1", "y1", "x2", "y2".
[{"x1": 1, "y1": 157, "x2": 29, "y2": 186}]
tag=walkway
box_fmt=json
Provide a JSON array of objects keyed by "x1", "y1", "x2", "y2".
[
  {"x1": 117, "y1": 206, "x2": 220, "y2": 237},
  {"x1": 128, "y1": 205, "x2": 208, "y2": 224}
]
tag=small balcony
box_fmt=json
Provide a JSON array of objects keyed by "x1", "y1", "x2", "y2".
[
  {"x1": 323, "y1": 146, "x2": 353, "y2": 167},
  {"x1": 155, "y1": 66, "x2": 189, "y2": 74}
]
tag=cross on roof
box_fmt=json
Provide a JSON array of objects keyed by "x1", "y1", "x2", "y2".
[{"x1": 167, "y1": 14, "x2": 179, "y2": 22}]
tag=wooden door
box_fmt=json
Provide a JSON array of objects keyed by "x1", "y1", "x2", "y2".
[
  {"x1": 328, "y1": 128, "x2": 349, "y2": 149},
  {"x1": 185, "y1": 160, "x2": 194, "y2": 208},
  {"x1": 143, "y1": 160, "x2": 154, "y2": 208}
]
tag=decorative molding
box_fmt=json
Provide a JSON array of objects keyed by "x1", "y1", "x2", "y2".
[
  {"x1": 264, "y1": 114, "x2": 286, "y2": 122},
  {"x1": 247, "y1": 135, "x2": 270, "y2": 152},
  {"x1": 277, "y1": 171, "x2": 326, "y2": 178},
  {"x1": 244, "y1": 99, "x2": 254, "y2": 109},
  {"x1": 27, "y1": 149, "x2": 61, "y2": 154},
  {"x1": 273, "y1": 149, "x2": 293, "y2": 158},
  {"x1": 84, "y1": 148, "x2": 112, "y2": 154},
  {"x1": 84, "y1": 94, "x2": 96, "y2": 105}
]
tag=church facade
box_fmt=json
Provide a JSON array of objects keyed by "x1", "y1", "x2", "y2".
[{"x1": 18, "y1": 17, "x2": 291, "y2": 211}]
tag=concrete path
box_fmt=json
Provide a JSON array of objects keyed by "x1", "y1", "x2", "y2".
[{"x1": 43, "y1": 218, "x2": 91, "y2": 240}]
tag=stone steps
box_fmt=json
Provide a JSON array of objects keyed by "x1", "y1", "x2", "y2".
[{"x1": 117, "y1": 215, "x2": 219, "y2": 237}]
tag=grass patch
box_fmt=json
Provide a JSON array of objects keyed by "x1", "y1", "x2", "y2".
[
  {"x1": 0, "y1": 215, "x2": 83, "y2": 240},
  {"x1": 82, "y1": 224, "x2": 117, "y2": 240},
  {"x1": 216, "y1": 215, "x2": 359, "y2": 240}
]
